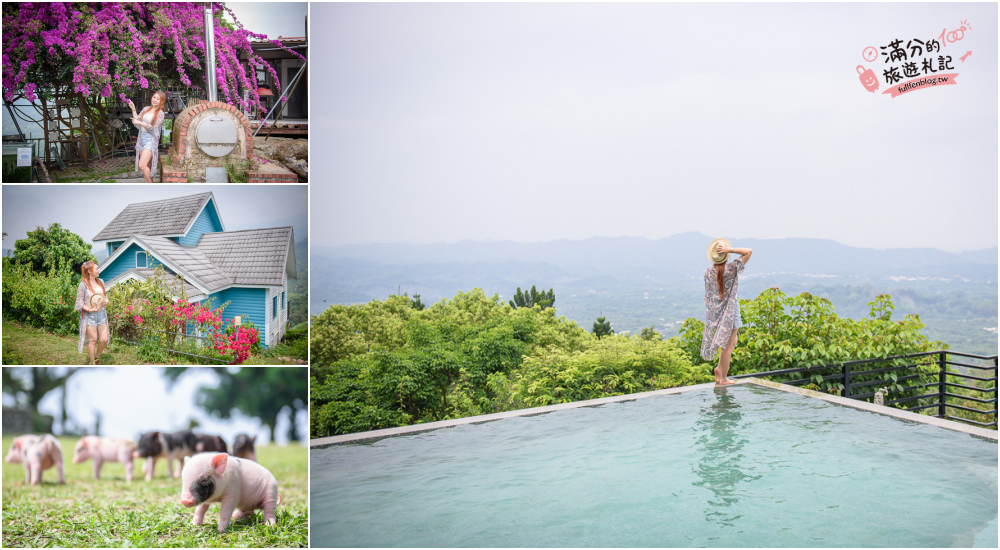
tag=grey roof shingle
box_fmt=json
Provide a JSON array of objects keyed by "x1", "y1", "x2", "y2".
[
  {"x1": 94, "y1": 193, "x2": 213, "y2": 242},
  {"x1": 131, "y1": 236, "x2": 232, "y2": 293},
  {"x1": 104, "y1": 267, "x2": 202, "y2": 298},
  {"x1": 197, "y1": 227, "x2": 294, "y2": 286}
]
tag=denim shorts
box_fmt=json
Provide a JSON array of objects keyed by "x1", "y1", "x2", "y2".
[
  {"x1": 138, "y1": 132, "x2": 155, "y2": 152},
  {"x1": 733, "y1": 298, "x2": 743, "y2": 330},
  {"x1": 84, "y1": 308, "x2": 108, "y2": 326}
]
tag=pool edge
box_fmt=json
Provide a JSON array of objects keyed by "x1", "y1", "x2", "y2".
[
  {"x1": 310, "y1": 378, "x2": 998, "y2": 447},
  {"x1": 747, "y1": 377, "x2": 999, "y2": 442}
]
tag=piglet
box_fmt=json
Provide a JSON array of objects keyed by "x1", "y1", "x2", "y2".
[
  {"x1": 72, "y1": 436, "x2": 136, "y2": 482},
  {"x1": 231, "y1": 433, "x2": 257, "y2": 461},
  {"x1": 134, "y1": 429, "x2": 196, "y2": 481},
  {"x1": 195, "y1": 434, "x2": 228, "y2": 454},
  {"x1": 180, "y1": 452, "x2": 282, "y2": 533},
  {"x1": 5, "y1": 434, "x2": 65, "y2": 485}
]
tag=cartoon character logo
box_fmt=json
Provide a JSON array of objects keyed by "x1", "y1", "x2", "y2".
[{"x1": 857, "y1": 65, "x2": 879, "y2": 93}]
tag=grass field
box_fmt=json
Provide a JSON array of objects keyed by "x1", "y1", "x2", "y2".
[
  {"x1": 1, "y1": 322, "x2": 304, "y2": 366},
  {"x1": 1, "y1": 436, "x2": 308, "y2": 548}
]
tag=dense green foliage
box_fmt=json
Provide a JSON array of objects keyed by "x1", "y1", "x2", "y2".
[
  {"x1": 311, "y1": 289, "x2": 707, "y2": 437},
  {"x1": 311, "y1": 285, "x2": 988, "y2": 438},
  {"x1": 2, "y1": 257, "x2": 81, "y2": 334},
  {"x1": 12, "y1": 223, "x2": 96, "y2": 274}
]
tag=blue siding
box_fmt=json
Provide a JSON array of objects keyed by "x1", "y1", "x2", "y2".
[
  {"x1": 178, "y1": 199, "x2": 224, "y2": 245},
  {"x1": 100, "y1": 242, "x2": 163, "y2": 280},
  {"x1": 205, "y1": 287, "x2": 268, "y2": 349},
  {"x1": 107, "y1": 241, "x2": 125, "y2": 256}
]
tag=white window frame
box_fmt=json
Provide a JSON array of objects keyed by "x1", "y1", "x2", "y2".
[{"x1": 136, "y1": 251, "x2": 148, "y2": 268}]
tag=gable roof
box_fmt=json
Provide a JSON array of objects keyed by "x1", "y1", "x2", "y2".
[
  {"x1": 93, "y1": 192, "x2": 218, "y2": 242},
  {"x1": 104, "y1": 267, "x2": 203, "y2": 299},
  {"x1": 99, "y1": 235, "x2": 232, "y2": 294},
  {"x1": 198, "y1": 227, "x2": 295, "y2": 286},
  {"x1": 99, "y1": 229, "x2": 295, "y2": 294}
]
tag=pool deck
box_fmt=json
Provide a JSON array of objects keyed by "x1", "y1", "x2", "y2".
[{"x1": 310, "y1": 378, "x2": 999, "y2": 448}]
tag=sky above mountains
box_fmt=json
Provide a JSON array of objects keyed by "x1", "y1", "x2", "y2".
[{"x1": 313, "y1": 2, "x2": 998, "y2": 253}]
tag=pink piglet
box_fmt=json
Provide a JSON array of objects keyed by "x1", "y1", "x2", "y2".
[
  {"x1": 180, "y1": 452, "x2": 282, "y2": 533},
  {"x1": 5, "y1": 434, "x2": 65, "y2": 486},
  {"x1": 72, "y1": 436, "x2": 136, "y2": 482}
]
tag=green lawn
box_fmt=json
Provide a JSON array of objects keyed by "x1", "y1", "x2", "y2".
[
  {"x1": 2, "y1": 322, "x2": 303, "y2": 366},
  {"x1": 1, "y1": 436, "x2": 308, "y2": 548}
]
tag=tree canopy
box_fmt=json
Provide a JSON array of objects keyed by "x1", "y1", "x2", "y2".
[
  {"x1": 163, "y1": 367, "x2": 308, "y2": 443},
  {"x1": 13, "y1": 223, "x2": 96, "y2": 275},
  {"x1": 311, "y1": 287, "x2": 956, "y2": 438}
]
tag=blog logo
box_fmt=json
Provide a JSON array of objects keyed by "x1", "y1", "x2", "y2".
[{"x1": 857, "y1": 20, "x2": 971, "y2": 98}]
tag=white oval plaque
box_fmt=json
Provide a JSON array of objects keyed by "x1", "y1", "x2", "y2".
[{"x1": 195, "y1": 116, "x2": 238, "y2": 157}]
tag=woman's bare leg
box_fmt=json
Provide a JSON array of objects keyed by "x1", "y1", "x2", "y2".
[
  {"x1": 86, "y1": 324, "x2": 98, "y2": 365},
  {"x1": 139, "y1": 149, "x2": 153, "y2": 182},
  {"x1": 96, "y1": 323, "x2": 109, "y2": 361},
  {"x1": 716, "y1": 329, "x2": 739, "y2": 386}
]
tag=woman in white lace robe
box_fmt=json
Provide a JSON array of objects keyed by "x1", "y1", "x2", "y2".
[
  {"x1": 74, "y1": 261, "x2": 110, "y2": 364},
  {"x1": 701, "y1": 240, "x2": 753, "y2": 386},
  {"x1": 128, "y1": 91, "x2": 166, "y2": 182}
]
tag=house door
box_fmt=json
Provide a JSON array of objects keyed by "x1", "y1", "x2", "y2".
[{"x1": 280, "y1": 60, "x2": 307, "y2": 120}]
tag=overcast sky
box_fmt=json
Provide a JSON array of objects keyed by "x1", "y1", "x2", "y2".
[
  {"x1": 2, "y1": 367, "x2": 307, "y2": 445},
  {"x1": 312, "y1": 3, "x2": 997, "y2": 253},
  {"x1": 224, "y1": 2, "x2": 308, "y2": 41},
  {"x1": 1, "y1": 185, "x2": 308, "y2": 253}
]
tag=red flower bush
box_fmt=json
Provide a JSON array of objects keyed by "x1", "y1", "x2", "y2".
[{"x1": 211, "y1": 322, "x2": 260, "y2": 365}]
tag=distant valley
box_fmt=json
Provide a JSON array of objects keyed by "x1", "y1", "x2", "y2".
[{"x1": 312, "y1": 234, "x2": 998, "y2": 356}]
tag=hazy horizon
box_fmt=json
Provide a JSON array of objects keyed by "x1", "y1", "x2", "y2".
[
  {"x1": 313, "y1": 3, "x2": 998, "y2": 254},
  {"x1": 315, "y1": 231, "x2": 998, "y2": 254}
]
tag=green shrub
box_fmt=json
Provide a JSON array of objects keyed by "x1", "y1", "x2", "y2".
[
  {"x1": 494, "y1": 333, "x2": 708, "y2": 409},
  {"x1": 2, "y1": 257, "x2": 80, "y2": 334}
]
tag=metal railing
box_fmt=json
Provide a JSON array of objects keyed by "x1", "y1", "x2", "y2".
[{"x1": 733, "y1": 350, "x2": 998, "y2": 428}]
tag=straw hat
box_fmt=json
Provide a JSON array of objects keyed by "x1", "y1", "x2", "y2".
[
  {"x1": 707, "y1": 238, "x2": 732, "y2": 264},
  {"x1": 88, "y1": 294, "x2": 105, "y2": 310}
]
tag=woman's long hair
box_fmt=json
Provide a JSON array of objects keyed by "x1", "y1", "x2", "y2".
[
  {"x1": 81, "y1": 261, "x2": 106, "y2": 295},
  {"x1": 715, "y1": 262, "x2": 726, "y2": 299},
  {"x1": 143, "y1": 90, "x2": 167, "y2": 124}
]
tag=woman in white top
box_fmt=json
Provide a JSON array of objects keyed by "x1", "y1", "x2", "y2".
[
  {"x1": 127, "y1": 91, "x2": 166, "y2": 183},
  {"x1": 74, "y1": 261, "x2": 110, "y2": 364}
]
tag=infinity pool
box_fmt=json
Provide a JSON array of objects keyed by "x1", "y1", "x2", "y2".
[{"x1": 311, "y1": 384, "x2": 998, "y2": 547}]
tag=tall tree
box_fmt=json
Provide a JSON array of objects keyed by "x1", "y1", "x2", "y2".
[
  {"x1": 2, "y1": 367, "x2": 82, "y2": 433},
  {"x1": 640, "y1": 326, "x2": 662, "y2": 341},
  {"x1": 509, "y1": 285, "x2": 555, "y2": 310},
  {"x1": 163, "y1": 367, "x2": 308, "y2": 443},
  {"x1": 593, "y1": 314, "x2": 614, "y2": 340},
  {"x1": 13, "y1": 223, "x2": 96, "y2": 274}
]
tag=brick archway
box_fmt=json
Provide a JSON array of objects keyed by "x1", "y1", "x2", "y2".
[{"x1": 174, "y1": 101, "x2": 254, "y2": 162}]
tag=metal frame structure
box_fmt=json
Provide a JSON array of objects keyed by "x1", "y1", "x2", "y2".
[{"x1": 732, "y1": 350, "x2": 999, "y2": 428}]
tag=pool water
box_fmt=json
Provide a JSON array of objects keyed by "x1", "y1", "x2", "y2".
[{"x1": 311, "y1": 385, "x2": 998, "y2": 547}]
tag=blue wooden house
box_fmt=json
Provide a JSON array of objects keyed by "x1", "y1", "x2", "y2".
[{"x1": 93, "y1": 192, "x2": 297, "y2": 348}]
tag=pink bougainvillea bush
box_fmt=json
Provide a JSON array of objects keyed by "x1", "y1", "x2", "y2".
[{"x1": 2, "y1": 2, "x2": 305, "y2": 113}]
